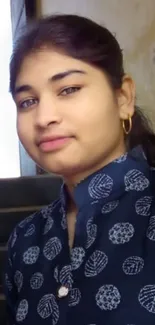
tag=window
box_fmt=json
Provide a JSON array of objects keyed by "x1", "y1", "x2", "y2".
[
  {"x1": 0, "y1": 0, "x2": 20, "y2": 178},
  {"x1": 0, "y1": 0, "x2": 38, "y2": 178}
]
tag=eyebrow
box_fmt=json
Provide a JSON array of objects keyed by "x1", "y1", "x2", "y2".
[
  {"x1": 14, "y1": 69, "x2": 86, "y2": 96},
  {"x1": 50, "y1": 69, "x2": 86, "y2": 82}
]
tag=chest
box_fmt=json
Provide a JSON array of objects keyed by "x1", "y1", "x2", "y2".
[
  {"x1": 13, "y1": 208, "x2": 155, "y2": 325},
  {"x1": 66, "y1": 211, "x2": 76, "y2": 249}
]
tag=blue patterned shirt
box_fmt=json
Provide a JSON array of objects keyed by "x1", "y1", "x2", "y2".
[{"x1": 4, "y1": 147, "x2": 155, "y2": 325}]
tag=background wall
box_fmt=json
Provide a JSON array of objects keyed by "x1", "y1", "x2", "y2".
[{"x1": 40, "y1": 0, "x2": 155, "y2": 123}]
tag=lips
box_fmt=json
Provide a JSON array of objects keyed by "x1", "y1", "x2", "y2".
[
  {"x1": 37, "y1": 135, "x2": 72, "y2": 152},
  {"x1": 37, "y1": 135, "x2": 68, "y2": 145}
]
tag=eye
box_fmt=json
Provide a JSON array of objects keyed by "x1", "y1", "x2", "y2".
[
  {"x1": 59, "y1": 86, "x2": 81, "y2": 96},
  {"x1": 18, "y1": 98, "x2": 38, "y2": 110}
]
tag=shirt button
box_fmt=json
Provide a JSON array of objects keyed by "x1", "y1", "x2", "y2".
[{"x1": 58, "y1": 286, "x2": 69, "y2": 298}]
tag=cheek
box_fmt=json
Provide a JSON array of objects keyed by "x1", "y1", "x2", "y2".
[
  {"x1": 17, "y1": 115, "x2": 32, "y2": 145},
  {"x1": 77, "y1": 104, "x2": 120, "y2": 142}
]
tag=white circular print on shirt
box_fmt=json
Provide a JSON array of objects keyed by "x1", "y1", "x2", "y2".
[
  {"x1": 14, "y1": 271, "x2": 23, "y2": 293},
  {"x1": 5, "y1": 273, "x2": 12, "y2": 292},
  {"x1": 16, "y1": 299, "x2": 29, "y2": 322},
  {"x1": 61, "y1": 212, "x2": 67, "y2": 230},
  {"x1": 30, "y1": 272, "x2": 44, "y2": 290},
  {"x1": 43, "y1": 216, "x2": 54, "y2": 235},
  {"x1": 101, "y1": 200, "x2": 119, "y2": 214},
  {"x1": 19, "y1": 214, "x2": 35, "y2": 228},
  {"x1": 41, "y1": 201, "x2": 59, "y2": 219},
  {"x1": 96, "y1": 284, "x2": 121, "y2": 310},
  {"x1": 109, "y1": 223, "x2": 135, "y2": 244},
  {"x1": 85, "y1": 250, "x2": 108, "y2": 277},
  {"x1": 69, "y1": 288, "x2": 81, "y2": 307},
  {"x1": 146, "y1": 216, "x2": 155, "y2": 241},
  {"x1": 135, "y1": 196, "x2": 152, "y2": 216},
  {"x1": 59, "y1": 265, "x2": 73, "y2": 290},
  {"x1": 23, "y1": 246, "x2": 40, "y2": 264},
  {"x1": 43, "y1": 237, "x2": 62, "y2": 261},
  {"x1": 138, "y1": 285, "x2": 155, "y2": 313},
  {"x1": 88, "y1": 174, "x2": 113, "y2": 199},
  {"x1": 114, "y1": 153, "x2": 127, "y2": 163},
  {"x1": 124, "y1": 169, "x2": 149, "y2": 191},
  {"x1": 11, "y1": 228, "x2": 17, "y2": 248},
  {"x1": 54, "y1": 266, "x2": 59, "y2": 283},
  {"x1": 37, "y1": 294, "x2": 59, "y2": 324},
  {"x1": 24, "y1": 224, "x2": 35, "y2": 237},
  {"x1": 71, "y1": 247, "x2": 85, "y2": 270},
  {"x1": 86, "y1": 217, "x2": 97, "y2": 249},
  {"x1": 122, "y1": 256, "x2": 144, "y2": 275}
]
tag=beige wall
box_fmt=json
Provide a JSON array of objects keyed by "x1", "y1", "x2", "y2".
[{"x1": 40, "y1": 0, "x2": 155, "y2": 123}]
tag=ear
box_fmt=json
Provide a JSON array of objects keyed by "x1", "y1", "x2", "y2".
[{"x1": 117, "y1": 75, "x2": 135, "y2": 119}]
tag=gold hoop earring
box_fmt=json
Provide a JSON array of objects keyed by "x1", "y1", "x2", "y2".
[{"x1": 122, "y1": 115, "x2": 132, "y2": 135}]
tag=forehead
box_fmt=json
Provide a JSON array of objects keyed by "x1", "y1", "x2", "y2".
[{"x1": 15, "y1": 50, "x2": 93, "y2": 86}]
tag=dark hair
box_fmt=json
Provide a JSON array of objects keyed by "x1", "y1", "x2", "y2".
[{"x1": 10, "y1": 14, "x2": 155, "y2": 166}]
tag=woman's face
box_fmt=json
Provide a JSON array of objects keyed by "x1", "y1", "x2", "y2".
[{"x1": 14, "y1": 49, "x2": 134, "y2": 182}]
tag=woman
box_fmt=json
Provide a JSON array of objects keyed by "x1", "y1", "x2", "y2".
[{"x1": 5, "y1": 14, "x2": 155, "y2": 325}]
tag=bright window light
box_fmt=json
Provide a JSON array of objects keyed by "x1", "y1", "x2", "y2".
[{"x1": 0, "y1": 0, "x2": 20, "y2": 178}]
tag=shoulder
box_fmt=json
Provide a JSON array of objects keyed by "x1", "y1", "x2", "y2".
[
  {"x1": 149, "y1": 167, "x2": 155, "y2": 201},
  {"x1": 7, "y1": 199, "x2": 62, "y2": 254},
  {"x1": 150, "y1": 167, "x2": 155, "y2": 185}
]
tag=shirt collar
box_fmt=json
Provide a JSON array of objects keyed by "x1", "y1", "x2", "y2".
[{"x1": 60, "y1": 146, "x2": 149, "y2": 210}]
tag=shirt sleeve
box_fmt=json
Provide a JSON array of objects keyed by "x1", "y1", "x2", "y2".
[{"x1": 3, "y1": 229, "x2": 18, "y2": 325}]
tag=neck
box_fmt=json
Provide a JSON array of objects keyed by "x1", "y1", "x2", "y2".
[{"x1": 64, "y1": 144, "x2": 126, "y2": 197}]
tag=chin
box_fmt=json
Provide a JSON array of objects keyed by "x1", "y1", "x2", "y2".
[
  {"x1": 39, "y1": 162, "x2": 70, "y2": 176},
  {"x1": 41, "y1": 160, "x2": 80, "y2": 178}
]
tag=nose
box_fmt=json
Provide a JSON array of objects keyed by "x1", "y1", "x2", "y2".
[{"x1": 35, "y1": 94, "x2": 62, "y2": 129}]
